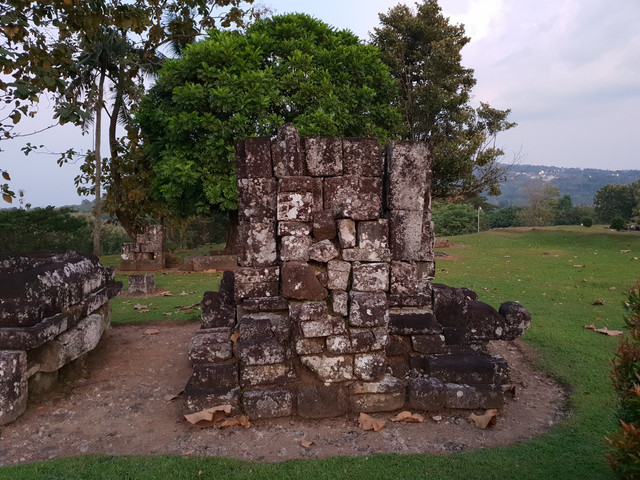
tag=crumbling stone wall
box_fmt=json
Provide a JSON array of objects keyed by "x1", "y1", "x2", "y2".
[
  {"x1": 0, "y1": 251, "x2": 121, "y2": 424},
  {"x1": 185, "y1": 125, "x2": 530, "y2": 419},
  {"x1": 121, "y1": 225, "x2": 167, "y2": 271}
]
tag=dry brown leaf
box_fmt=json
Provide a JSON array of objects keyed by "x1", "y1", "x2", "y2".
[
  {"x1": 592, "y1": 299, "x2": 605, "y2": 305},
  {"x1": 204, "y1": 269, "x2": 218, "y2": 273},
  {"x1": 594, "y1": 327, "x2": 623, "y2": 336},
  {"x1": 573, "y1": 264, "x2": 585, "y2": 268},
  {"x1": 143, "y1": 328, "x2": 159, "y2": 335},
  {"x1": 633, "y1": 257, "x2": 639, "y2": 261},
  {"x1": 621, "y1": 250, "x2": 632, "y2": 253},
  {"x1": 238, "y1": 415, "x2": 251, "y2": 428},
  {"x1": 133, "y1": 304, "x2": 147, "y2": 310},
  {"x1": 139, "y1": 309, "x2": 150, "y2": 314},
  {"x1": 300, "y1": 440, "x2": 314, "y2": 448},
  {"x1": 164, "y1": 392, "x2": 182, "y2": 402},
  {"x1": 184, "y1": 405, "x2": 232, "y2": 425},
  {"x1": 230, "y1": 330, "x2": 240, "y2": 343},
  {"x1": 218, "y1": 418, "x2": 241, "y2": 428},
  {"x1": 584, "y1": 324, "x2": 596, "y2": 330},
  {"x1": 162, "y1": 291, "x2": 173, "y2": 297},
  {"x1": 391, "y1": 411, "x2": 424, "y2": 423},
  {"x1": 358, "y1": 412, "x2": 386, "y2": 432},
  {"x1": 469, "y1": 409, "x2": 498, "y2": 429}
]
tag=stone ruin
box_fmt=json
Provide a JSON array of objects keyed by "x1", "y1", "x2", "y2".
[
  {"x1": 184, "y1": 125, "x2": 531, "y2": 419},
  {"x1": 0, "y1": 251, "x2": 121, "y2": 425},
  {"x1": 121, "y1": 225, "x2": 167, "y2": 271}
]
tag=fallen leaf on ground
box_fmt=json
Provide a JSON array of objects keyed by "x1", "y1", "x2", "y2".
[
  {"x1": 358, "y1": 412, "x2": 386, "y2": 432},
  {"x1": 161, "y1": 291, "x2": 173, "y2": 297},
  {"x1": 432, "y1": 415, "x2": 443, "y2": 422},
  {"x1": 391, "y1": 411, "x2": 424, "y2": 423},
  {"x1": 633, "y1": 257, "x2": 639, "y2": 261},
  {"x1": 621, "y1": 250, "x2": 631, "y2": 253},
  {"x1": 610, "y1": 287, "x2": 617, "y2": 291},
  {"x1": 594, "y1": 327, "x2": 623, "y2": 336},
  {"x1": 592, "y1": 299, "x2": 605, "y2": 305},
  {"x1": 469, "y1": 409, "x2": 498, "y2": 429},
  {"x1": 230, "y1": 330, "x2": 240, "y2": 343},
  {"x1": 179, "y1": 291, "x2": 189, "y2": 296},
  {"x1": 133, "y1": 304, "x2": 147, "y2": 310},
  {"x1": 184, "y1": 405, "x2": 232, "y2": 426},
  {"x1": 584, "y1": 324, "x2": 596, "y2": 330},
  {"x1": 164, "y1": 392, "x2": 182, "y2": 402},
  {"x1": 300, "y1": 440, "x2": 314, "y2": 448},
  {"x1": 163, "y1": 312, "x2": 173, "y2": 316},
  {"x1": 143, "y1": 328, "x2": 159, "y2": 335},
  {"x1": 573, "y1": 264, "x2": 585, "y2": 268},
  {"x1": 139, "y1": 309, "x2": 149, "y2": 314},
  {"x1": 204, "y1": 269, "x2": 217, "y2": 273}
]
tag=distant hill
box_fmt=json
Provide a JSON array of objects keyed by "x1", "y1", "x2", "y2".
[{"x1": 489, "y1": 164, "x2": 640, "y2": 207}]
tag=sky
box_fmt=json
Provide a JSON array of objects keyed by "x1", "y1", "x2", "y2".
[{"x1": 2, "y1": 0, "x2": 639, "y2": 208}]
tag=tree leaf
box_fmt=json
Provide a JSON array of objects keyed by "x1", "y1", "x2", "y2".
[
  {"x1": 469, "y1": 409, "x2": 498, "y2": 429},
  {"x1": 1, "y1": 172, "x2": 10, "y2": 181},
  {"x1": 358, "y1": 412, "x2": 386, "y2": 432},
  {"x1": 391, "y1": 411, "x2": 424, "y2": 423}
]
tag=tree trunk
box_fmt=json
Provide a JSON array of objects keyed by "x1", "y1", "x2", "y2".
[
  {"x1": 93, "y1": 68, "x2": 106, "y2": 257},
  {"x1": 224, "y1": 210, "x2": 240, "y2": 255}
]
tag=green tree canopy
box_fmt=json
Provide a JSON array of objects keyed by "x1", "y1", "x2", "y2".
[
  {"x1": 594, "y1": 182, "x2": 640, "y2": 223},
  {"x1": 371, "y1": 0, "x2": 516, "y2": 199},
  {"x1": 138, "y1": 13, "x2": 402, "y2": 218}
]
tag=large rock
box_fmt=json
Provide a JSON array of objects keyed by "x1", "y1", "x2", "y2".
[
  {"x1": 281, "y1": 262, "x2": 328, "y2": 300},
  {"x1": 324, "y1": 176, "x2": 382, "y2": 221}
]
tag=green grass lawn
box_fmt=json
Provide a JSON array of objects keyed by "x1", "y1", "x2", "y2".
[{"x1": 2, "y1": 227, "x2": 640, "y2": 479}]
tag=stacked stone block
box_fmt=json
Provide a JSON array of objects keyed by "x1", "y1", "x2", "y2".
[
  {"x1": 121, "y1": 225, "x2": 167, "y2": 271},
  {"x1": 185, "y1": 125, "x2": 531, "y2": 420},
  {"x1": 0, "y1": 251, "x2": 121, "y2": 424}
]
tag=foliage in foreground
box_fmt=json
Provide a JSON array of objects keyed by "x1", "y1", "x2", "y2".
[{"x1": 608, "y1": 281, "x2": 640, "y2": 478}]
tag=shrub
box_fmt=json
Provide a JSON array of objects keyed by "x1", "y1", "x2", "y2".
[
  {"x1": 608, "y1": 281, "x2": 640, "y2": 478},
  {"x1": 432, "y1": 203, "x2": 479, "y2": 236},
  {"x1": 582, "y1": 217, "x2": 593, "y2": 227},
  {"x1": 611, "y1": 217, "x2": 627, "y2": 231}
]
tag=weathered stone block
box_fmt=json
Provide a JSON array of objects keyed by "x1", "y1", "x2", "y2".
[
  {"x1": 324, "y1": 176, "x2": 382, "y2": 221},
  {"x1": 183, "y1": 387, "x2": 241, "y2": 414},
  {"x1": 411, "y1": 334, "x2": 447, "y2": 354},
  {"x1": 389, "y1": 261, "x2": 420, "y2": 296},
  {"x1": 188, "y1": 329, "x2": 233, "y2": 364},
  {"x1": 189, "y1": 363, "x2": 238, "y2": 390},
  {"x1": 312, "y1": 210, "x2": 337, "y2": 241},
  {"x1": 277, "y1": 191, "x2": 314, "y2": 222},
  {"x1": 389, "y1": 210, "x2": 423, "y2": 261},
  {"x1": 128, "y1": 274, "x2": 155, "y2": 295},
  {"x1": 304, "y1": 136, "x2": 343, "y2": 176},
  {"x1": 301, "y1": 354, "x2": 354, "y2": 383},
  {"x1": 289, "y1": 301, "x2": 328, "y2": 322},
  {"x1": 336, "y1": 219, "x2": 356, "y2": 248},
  {"x1": 278, "y1": 221, "x2": 312, "y2": 237},
  {"x1": 349, "y1": 292, "x2": 388, "y2": 327},
  {"x1": 326, "y1": 335, "x2": 352, "y2": 354},
  {"x1": 237, "y1": 314, "x2": 280, "y2": 341},
  {"x1": 387, "y1": 335, "x2": 412, "y2": 356},
  {"x1": 350, "y1": 392, "x2": 405, "y2": 413},
  {"x1": 241, "y1": 296, "x2": 289, "y2": 313},
  {"x1": 343, "y1": 137, "x2": 383, "y2": 177},
  {"x1": 309, "y1": 240, "x2": 339, "y2": 263},
  {"x1": 407, "y1": 377, "x2": 446, "y2": 411},
  {"x1": 272, "y1": 124, "x2": 303, "y2": 177},
  {"x1": 327, "y1": 260, "x2": 351, "y2": 291},
  {"x1": 295, "y1": 337, "x2": 326, "y2": 355},
  {"x1": 237, "y1": 221, "x2": 277, "y2": 267},
  {"x1": 235, "y1": 137, "x2": 273, "y2": 179},
  {"x1": 389, "y1": 311, "x2": 442, "y2": 335},
  {"x1": 297, "y1": 384, "x2": 348, "y2": 418},
  {"x1": 354, "y1": 353, "x2": 386, "y2": 381},
  {"x1": 352, "y1": 262, "x2": 389, "y2": 293},
  {"x1": 218, "y1": 270, "x2": 235, "y2": 305},
  {"x1": 280, "y1": 234, "x2": 312, "y2": 262},
  {"x1": 237, "y1": 338, "x2": 286, "y2": 366},
  {"x1": 243, "y1": 389, "x2": 293, "y2": 419},
  {"x1": 240, "y1": 364, "x2": 294, "y2": 387},
  {"x1": 358, "y1": 219, "x2": 388, "y2": 250},
  {"x1": 201, "y1": 291, "x2": 236, "y2": 329},
  {"x1": 498, "y1": 302, "x2": 532, "y2": 340},
  {"x1": 234, "y1": 284, "x2": 279, "y2": 304},
  {"x1": 370, "y1": 326, "x2": 389, "y2": 350},
  {"x1": 426, "y1": 354, "x2": 509, "y2": 385},
  {"x1": 444, "y1": 383, "x2": 504, "y2": 409},
  {"x1": 281, "y1": 262, "x2": 328, "y2": 300},
  {"x1": 278, "y1": 176, "x2": 324, "y2": 211},
  {"x1": 330, "y1": 290, "x2": 349, "y2": 316},
  {"x1": 235, "y1": 267, "x2": 279, "y2": 285},
  {"x1": 237, "y1": 178, "x2": 277, "y2": 222},
  {"x1": 388, "y1": 293, "x2": 431, "y2": 308},
  {"x1": 0, "y1": 350, "x2": 27, "y2": 425},
  {"x1": 342, "y1": 248, "x2": 391, "y2": 262},
  {"x1": 385, "y1": 141, "x2": 429, "y2": 211},
  {"x1": 300, "y1": 317, "x2": 337, "y2": 338},
  {"x1": 386, "y1": 355, "x2": 410, "y2": 378}
]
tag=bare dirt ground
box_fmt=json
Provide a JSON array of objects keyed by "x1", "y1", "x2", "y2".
[{"x1": 0, "y1": 322, "x2": 567, "y2": 466}]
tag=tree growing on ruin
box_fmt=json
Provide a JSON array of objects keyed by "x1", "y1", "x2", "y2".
[
  {"x1": 371, "y1": 0, "x2": 516, "y2": 200},
  {"x1": 137, "y1": 13, "x2": 402, "y2": 251}
]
